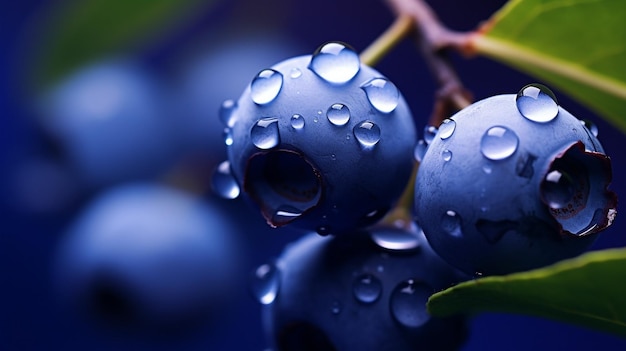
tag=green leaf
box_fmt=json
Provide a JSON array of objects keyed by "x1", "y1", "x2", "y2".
[
  {"x1": 472, "y1": 0, "x2": 626, "y2": 134},
  {"x1": 428, "y1": 247, "x2": 626, "y2": 337},
  {"x1": 31, "y1": 0, "x2": 218, "y2": 89}
]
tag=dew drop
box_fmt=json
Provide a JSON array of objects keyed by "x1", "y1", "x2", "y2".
[
  {"x1": 331, "y1": 300, "x2": 342, "y2": 315},
  {"x1": 580, "y1": 119, "x2": 599, "y2": 137},
  {"x1": 414, "y1": 140, "x2": 427, "y2": 162},
  {"x1": 290, "y1": 67, "x2": 302, "y2": 79},
  {"x1": 327, "y1": 103, "x2": 351, "y2": 126},
  {"x1": 250, "y1": 262, "x2": 280, "y2": 305},
  {"x1": 309, "y1": 42, "x2": 360, "y2": 84},
  {"x1": 480, "y1": 126, "x2": 519, "y2": 160},
  {"x1": 353, "y1": 121, "x2": 381, "y2": 148},
  {"x1": 251, "y1": 117, "x2": 280, "y2": 149},
  {"x1": 441, "y1": 210, "x2": 462, "y2": 237},
  {"x1": 271, "y1": 205, "x2": 303, "y2": 226},
  {"x1": 516, "y1": 83, "x2": 558, "y2": 122},
  {"x1": 482, "y1": 164, "x2": 492, "y2": 174},
  {"x1": 438, "y1": 119, "x2": 456, "y2": 140},
  {"x1": 371, "y1": 229, "x2": 420, "y2": 252},
  {"x1": 219, "y1": 99, "x2": 237, "y2": 127},
  {"x1": 541, "y1": 170, "x2": 576, "y2": 209},
  {"x1": 291, "y1": 114, "x2": 305, "y2": 130},
  {"x1": 442, "y1": 149, "x2": 452, "y2": 162},
  {"x1": 251, "y1": 69, "x2": 283, "y2": 105},
  {"x1": 211, "y1": 161, "x2": 240, "y2": 199},
  {"x1": 316, "y1": 225, "x2": 331, "y2": 236},
  {"x1": 360, "y1": 77, "x2": 399, "y2": 113},
  {"x1": 389, "y1": 279, "x2": 432, "y2": 328},
  {"x1": 424, "y1": 125, "x2": 438, "y2": 144},
  {"x1": 223, "y1": 127, "x2": 233, "y2": 146},
  {"x1": 353, "y1": 274, "x2": 382, "y2": 304}
]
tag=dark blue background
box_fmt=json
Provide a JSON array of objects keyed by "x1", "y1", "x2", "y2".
[{"x1": 3, "y1": 0, "x2": 626, "y2": 350}]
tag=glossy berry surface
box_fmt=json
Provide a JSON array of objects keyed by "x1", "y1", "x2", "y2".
[
  {"x1": 258, "y1": 225, "x2": 469, "y2": 351},
  {"x1": 224, "y1": 42, "x2": 416, "y2": 235},
  {"x1": 414, "y1": 85, "x2": 617, "y2": 276}
]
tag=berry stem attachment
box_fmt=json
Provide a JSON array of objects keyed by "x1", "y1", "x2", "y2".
[{"x1": 359, "y1": 14, "x2": 415, "y2": 67}]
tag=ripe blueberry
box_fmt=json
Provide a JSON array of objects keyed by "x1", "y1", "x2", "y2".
[
  {"x1": 414, "y1": 84, "x2": 617, "y2": 276},
  {"x1": 223, "y1": 42, "x2": 416, "y2": 235}
]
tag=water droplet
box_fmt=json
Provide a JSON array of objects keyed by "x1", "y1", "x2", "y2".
[
  {"x1": 352, "y1": 274, "x2": 382, "y2": 304},
  {"x1": 482, "y1": 164, "x2": 492, "y2": 174},
  {"x1": 580, "y1": 119, "x2": 599, "y2": 137},
  {"x1": 219, "y1": 99, "x2": 237, "y2": 127},
  {"x1": 251, "y1": 69, "x2": 283, "y2": 105},
  {"x1": 424, "y1": 125, "x2": 438, "y2": 144},
  {"x1": 414, "y1": 140, "x2": 427, "y2": 162},
  {"x1": 389, "y1": 280, "x2": 432, "y2": 328},
  {"x1": 353, "y1": 121, "x2": 381, "y2": 148},
  {"x1": 371, "y1": 229, "x2": 420, "y2": 252},
  {"x1": 442, "y1": 149, "x2": 452, "y2": 161},
  {"x1": 291, "y1": 114, "x2": 305, "y2": 130},
  {"x1": 360, "y1": 77, "x2": 399, "y2": 113},
  {"x1": 309, "y1": 42, "x2": 360, "y2": 84},
  {"x1": 251, "y1": 117, "x2": 280, "y2": 149},
  {"x1": 316, "y1": 226, "x2": 331, "y2": 236},
  {"x1": 441, "y1": 210, "x2": 462, "y2": 237},
  {"x1": 223, "y1": 127, "x2": 234, "y2": 146},
  {"x1": 480, "y1": 126, "x2": 519, "y2": 160},
  {"x1": 327, "y1": 103, "x2": 350, "y2": 126},
  {"x1": 438, "y1": 119, "x2": 456, "y2": 139},
  {"x1": 331, "y1": 300, "x2": 342, "y2": 315},
  {"x1": 211, "y1": 161, "x2": 240, "y2": 199},
  {"x1": 541, "y1": 170, "x2": 576, "y2": 209},
  {"x1": 250, "y1": 263, "x2": 280, "y2": 305},
  {"x1": 516, "y1": 83, "x2": 558, "y2": 122},
  {"x1": 290, "y1": 68, "x2": 302, "y2": 79},
  {"x1": 271, "y1": 205, "x2": 303, "y2": 226}
]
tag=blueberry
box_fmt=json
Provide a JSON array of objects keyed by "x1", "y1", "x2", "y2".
[
  {"x1": 259, "y1": 224, "x2": 469, "y2": 351},
  {"x1": 53, "y1": 183, "x2": 242, "y2": 332},
  {"x1": 414, "y1": 84, "x2": 617, "y2": 276},
  {"x1": 225, "y1": 42, "x2": 416, "y2": 235}
]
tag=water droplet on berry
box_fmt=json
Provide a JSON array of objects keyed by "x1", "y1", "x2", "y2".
[
  {"x1": 580, "y1": 119, "x2": 599, "y2": 137},
  {"x1": 442, "y1": 149, "x2": 452, "y2": 162},
  {"x1": 516, "y1": 83, "x2": 558, "y2": 122},
  {"x1": 331, "y1": 300, "x2": 342, "y2": 315},
  {"x1": 251, "y1": 117, "x2": 280, "y2": 149},
  {"x1": 219, "y1": 99, "x2": 237, "y2": 127},
  {"x1": 291, "y1": 114, "x2": 305, "y2": 130},
  {"x1": 353, "y1": 274, "x2": 382, "y2": 304},
  {"x1": 438, "y1": 119, "x2": 456, "y2": 139},
  {"x1": 442, "y1": 210, "x2": 462, "y2": 237},
  {"x1": 223, "y1": 128, "x2": 234, "y2": 146},
  {"x1": 271, "y1": 205, "x2": 303, "y2": 226},
  {"x1": 290, "y1": 67, "x2": 302, "y2": 79},
  {"x1": 309, "y1": 42, "x2": 360, "y2": 84},
  {"x1": 414, "y1": 140, "x2": 427, "y2": 162},
  {"x1": 316, "y1": 225, "x2": 331, "y2": 236},
  {"x1": 424, "y1": 125, "x2": 437, "y2": 144},
  {"x1": 371, "y1": 230, "x2": 420, "y2": 252},
  {"x1": 250, "y1": 262, "x2": 280, "y2": 305},
  {"x1": 390, "y1": 279, "x2": 432, "y2": 328},
  {"x1": 482, "y1": 164, "x2": 492, "y2": 174},
  {"x1": 360, "y1": 77, "x2": 399, "y2": 113},
  {"x1": 353, "y1": 121, "x2": 381, "y2": 148},
  {"x1": 251, "y1": 69, "x2": 283, "y2": 105},
  {"x1": 327, "y1": 103, "x2": 350, "y2": 126},
  {"x1": 211, "y1": 160, "x2": 240, "y2": 199},
  {"x1": 480, "y1": 126, "x2": 519, "y2": 160},
  {"x1": 541, "y1": 170, "x2": 576, "y2": 209}
]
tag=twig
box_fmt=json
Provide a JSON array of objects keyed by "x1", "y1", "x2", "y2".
[{"x1": 360, "y1": 15, "x2": 414, "y2": 67}]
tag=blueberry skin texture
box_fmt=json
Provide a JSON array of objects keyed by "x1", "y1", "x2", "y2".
[
  {"x1": 53, "y1": 183, "x2": 241, "y2": 332},
  {"x1": 227, "y1": 54, "x2": 416, "y2": 235},
  {"x1": 414, "y1": 93, "x2": 616, "y2": 276},
  {"x1": 263, "y1": 226, "x2": 469, "y2": 351}
]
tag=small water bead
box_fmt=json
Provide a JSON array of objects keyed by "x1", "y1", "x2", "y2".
[
  {"x1": 389, "y1": 279, "x2": 432, "y2": 328},
  {"x1": 424, "y1": 125, "x2": 438, "y2": 144},
  {"x1": 438, "y1": 119, "x2": 456, "y2": 140},
  {"x1": 271, "y1": 205, "x2": 303, "y2": 226},
  {"x1": 414, "y1": 140, "x2": 427, "y2": 162},
  {"x1": 480, "y1": 126, "x2": 519, "y2": 160},
  {"x1": 360, "y1": 77, "x2": 399, "y2": 113},
  {"x1": 219, "y1": 99, "x2": 237, "y2": 127},
  {"x1": 541, "y1": 170, "x2": 576, "y2": 209},
  {"x1": 327, "y1": 103, "x2": 351, "y2": 126},
  {"x1": 581, "y1": 119, "x2": 599, "y2": 137},
  {"x1": 441, "y1": 210, "x2": 462, "y2": 237},
  {"x1": 211, "y1": 160, "x2": 240, "y2": 199},
  {"x1": 442, "y1": 149, "x2": 452, "y2": 162},
  {"x1": 309, "y1": 42, "x2": 360, "y2": 84},
  {"x1": 290, "y1": 114, "x2": 305, "y2": 130},
  {"x1": 371, "y1": 230, "x2": 420, "y2": 252},
  {"x1": 223, "y1": 128, "x2": 234, "y2": 146},
  {"x1": 251, "y1": 69, "x2": 283, "y2": 105},
  {"x1": 331, "y1": 300, "x2": 342, "y2": 315},
  {"x1": 352, "y1": 274, "x2": 382, "y2": 304},
  {"x1": 290, "y1": 67, "x2": 302, "y2": 79},
  {"x1": 251, "y1": 117, "x2": 280, "y2": 149},
  {"x1": 516, "y1": 83, "x2": 559, "y2": 123},
  {"x1": 316, "y1": 225, "x2": 331, "y2": 236},
  {"x1": 353, "y1": 121, "x2": 381, "y2": 148},
  {"x1": 250, "y1": 262, "x2": 280, "y2": 305},
  {"x1": 482, "y1": 164, "x2": 492, "y2": 174}
]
